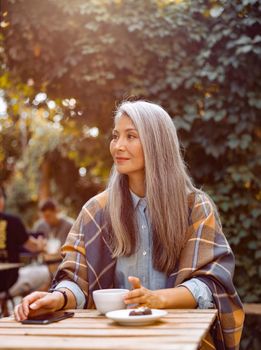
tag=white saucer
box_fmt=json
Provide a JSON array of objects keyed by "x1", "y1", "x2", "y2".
[{"x1": 105, "y1": 309, "x2": 167, "y2": 326}]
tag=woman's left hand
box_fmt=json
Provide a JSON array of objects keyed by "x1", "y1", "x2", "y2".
[{"x1": 124, "y1": 276, "x2": 165, "y2": 309}]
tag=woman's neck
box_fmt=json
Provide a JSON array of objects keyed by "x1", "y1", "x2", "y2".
[{"x1": 128, "y1": 173, "x2": 145, "y2": 197}]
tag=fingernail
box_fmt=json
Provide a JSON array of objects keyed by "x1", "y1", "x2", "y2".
[{"x1": 30, "y1": 303, "x2": 37, "y2": 309}]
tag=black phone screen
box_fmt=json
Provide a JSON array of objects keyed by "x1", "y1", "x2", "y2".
[{"x1": 21, "y1": 311, "x2": 74, "y2": 324}]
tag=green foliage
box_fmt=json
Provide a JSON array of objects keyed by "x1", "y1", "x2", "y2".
[{"x1": 0, "y1": 0, "x2": 260, "y2": 304}]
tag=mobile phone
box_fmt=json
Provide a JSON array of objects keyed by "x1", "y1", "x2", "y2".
[{"x1": 21, "y1": 311, "x2": 74, "y2": 325}]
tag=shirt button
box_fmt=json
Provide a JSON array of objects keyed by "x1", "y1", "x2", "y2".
[
  {"x1": 142, "y1": 225, "x2": 146, "y2": 230},
  {"x1": 143, "y1": 250, "x2": 147, "y2": 256}
]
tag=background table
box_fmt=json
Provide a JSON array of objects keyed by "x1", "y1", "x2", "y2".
[
  {"x1": 0, "y1": 309, "x2": 217, "y2": 350},
  {"x1": 42, "y1": 253, "x2": 62, "y2": 276},
  {"x1": 0, "y1": 263, "x2": 24, "y2": 271}
]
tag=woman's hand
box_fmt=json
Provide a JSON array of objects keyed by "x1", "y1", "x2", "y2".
[
  {"x1": 124, "y1": 276, "x2": 198, "y2": 310},
  {"x1": 14, "y1": 291, "x2": 63, "y2": 321},
  {"x1": 124, "y1": 276, "x2": 165, "y2": 309}
]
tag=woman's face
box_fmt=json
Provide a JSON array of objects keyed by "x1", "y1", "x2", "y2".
[{"x1": 110, "y1": 114, "x2": 145, "y2": 178}]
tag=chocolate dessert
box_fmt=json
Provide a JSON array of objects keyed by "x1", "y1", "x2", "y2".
[{"x1": 129, "y1": 307, "x2": 152, "y2": 316}]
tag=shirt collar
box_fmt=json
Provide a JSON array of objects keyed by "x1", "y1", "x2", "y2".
[{"x1": 130, "y1": 190, "x2": 147, "y2": 211}]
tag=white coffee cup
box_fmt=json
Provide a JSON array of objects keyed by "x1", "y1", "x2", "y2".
[{"x1": 93, "y1": 288, "x2": 129, "y2": 314}]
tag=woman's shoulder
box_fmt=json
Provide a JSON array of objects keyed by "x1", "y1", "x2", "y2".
[
  {"x1": 188, "y1": 190, "x2": 216, "y2": 214},
  {"x1": 76, "y1": 190, "x2": 109, "y2": 226},
  {"x1": 82, "y1": 190, "x2": 109, "y2": 212}
]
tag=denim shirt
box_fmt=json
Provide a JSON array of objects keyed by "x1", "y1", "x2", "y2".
[{"x1": 114, "y1": 193, "x2": 167, "y2": 290}]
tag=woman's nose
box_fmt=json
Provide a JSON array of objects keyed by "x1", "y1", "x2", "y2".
[{"x1": 114, "y1": 137, "x2": 126, "y2": 150}]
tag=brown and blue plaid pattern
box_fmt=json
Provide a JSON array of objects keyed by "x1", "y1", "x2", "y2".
[{"x1": 52, "y1": 191, "x2": 244, "y2": 350}]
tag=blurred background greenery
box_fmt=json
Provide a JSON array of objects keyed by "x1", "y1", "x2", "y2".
[{"x1": 0, "y1": 0, "x2": 260, "y2": 327}]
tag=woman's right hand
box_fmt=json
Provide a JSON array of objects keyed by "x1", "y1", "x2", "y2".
[{"x1": 14, "y1": 291, "x2": 63, "y2": 321}]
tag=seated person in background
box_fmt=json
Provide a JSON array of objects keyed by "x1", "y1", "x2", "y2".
[
  {"x1": 0, "y1": 187, "x2": 47, "y2": 297},
  {"x1": 33, "y1": 199, "x2": 74, "y2": 253},
  {"x1": 11, "y1": 198, "x2": 74, "y2": 295},
  {"x1": 14, "y1": 101, "x2": 244, "y2": 350}
]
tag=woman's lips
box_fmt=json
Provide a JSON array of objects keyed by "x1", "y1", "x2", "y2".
[{"x1": 115, "y1": 157, "x2": 130, "y2": 163}]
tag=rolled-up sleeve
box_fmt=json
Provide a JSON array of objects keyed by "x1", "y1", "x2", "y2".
[
  {"x1": 55, "y1": 280, "x2": 85, "y2": 309},
  {"x1": 179, "y1": 278, "x2": 214, "y2": 309}
]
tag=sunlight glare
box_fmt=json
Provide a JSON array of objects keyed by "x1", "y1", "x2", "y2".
[{"x1": 79, "y1": 167, "x2": 87, "y2": 177}]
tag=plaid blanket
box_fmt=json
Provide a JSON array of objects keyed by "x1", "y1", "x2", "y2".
[{"x1": 52, "y1": 190, "x2": 244, "y2": 350}]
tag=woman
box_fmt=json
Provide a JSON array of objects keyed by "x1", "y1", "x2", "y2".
[{"x1": 14, "y1": 100, "x2": 244, "y2": 349}]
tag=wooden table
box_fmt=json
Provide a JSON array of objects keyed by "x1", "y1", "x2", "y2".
[
  {"x1": 0, "y1": 263, "x2": 24, "y2": 271},
  {"x1": 19, "y1": 252, "x2": 62, "y2": 275},
  {"x1": 0, "y1": 309, "x2": 217, "y2": 350},
  {"x1": 42, "y1": 252, "x2": 62, "y2": 276},
  {"x1": 243, "y1": 303, "x2": 261, "y2": 316},
  {"x1": 42, "y1": 253, "x2": 62, "y2": 266}
]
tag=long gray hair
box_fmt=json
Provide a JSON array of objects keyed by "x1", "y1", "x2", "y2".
[{"x1": 106, "y1": 100, "x2": 198, "y2": 274}]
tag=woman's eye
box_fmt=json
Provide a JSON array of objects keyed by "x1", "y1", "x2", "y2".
[
  {"x1": 127, "y1": 134, "x2": 136, "y2": 139},
  {"x1": 112, "y1": 134, "x2": 118, "y2": 140}
]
